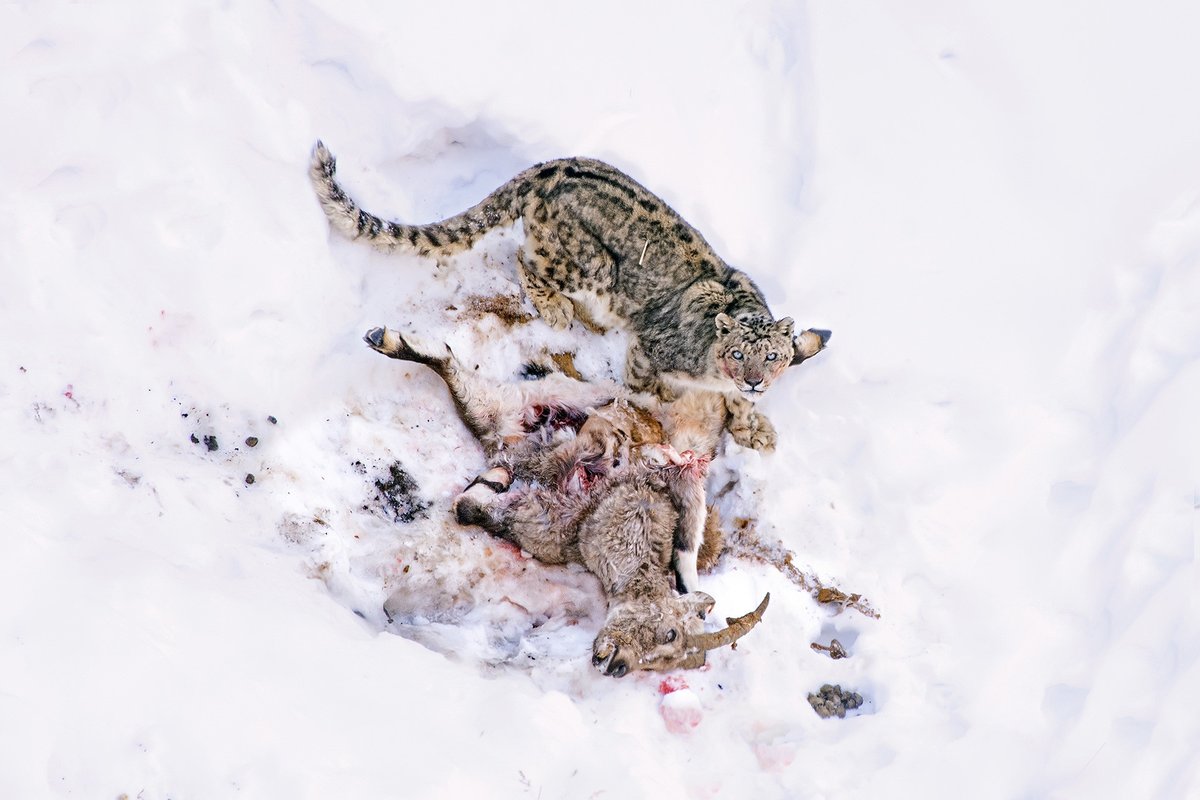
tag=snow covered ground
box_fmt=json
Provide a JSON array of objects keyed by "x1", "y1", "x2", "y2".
[{"x1": 3, "y1": 0, "x2": 1198, "y2": 797}]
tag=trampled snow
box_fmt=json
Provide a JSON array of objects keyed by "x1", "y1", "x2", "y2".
[{"x1": 2, "y1": 1, "x2": 1197, "y2": 797}]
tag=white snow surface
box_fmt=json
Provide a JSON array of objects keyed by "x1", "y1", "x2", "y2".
[{"x1": 3, "y1": 1, "x2": 1199, "y2": 797}]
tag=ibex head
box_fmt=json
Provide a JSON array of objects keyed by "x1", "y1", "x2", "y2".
[{"x1": 592, "y1": 592, "x2": 770, "y2": 677}]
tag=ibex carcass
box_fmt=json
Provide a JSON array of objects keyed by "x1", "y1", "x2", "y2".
[{"x1": 365, "y1": 325, "x2": 769, "y2": 676}]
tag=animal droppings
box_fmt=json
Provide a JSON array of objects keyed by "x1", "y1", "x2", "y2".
[{"x1": 807, "y1": 684, "x2": 864, "y2": 719}]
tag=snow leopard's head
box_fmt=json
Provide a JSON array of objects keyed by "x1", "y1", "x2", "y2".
[{"x1": 714, "y1": 313, "x2": 827, "y2": 400}]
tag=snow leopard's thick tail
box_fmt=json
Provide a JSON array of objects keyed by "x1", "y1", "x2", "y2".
[{"x1": 309, "y1": 140, "x2": 524, "y2": 258}]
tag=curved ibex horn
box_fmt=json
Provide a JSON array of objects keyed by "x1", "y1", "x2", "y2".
[{"x1": 691, "y1": 592, "x2": 770, "y2": 652}]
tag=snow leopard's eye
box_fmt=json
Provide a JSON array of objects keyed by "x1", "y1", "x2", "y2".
[
  {"x1": 731, "y1": 350, "x2": 744, "y2": 361},
  {"x1": 663, "y1": 629, "x2": 677, "y2": 643},
  {"x1": 766, "y1": 352, "x2": 778, "y2": 361}
]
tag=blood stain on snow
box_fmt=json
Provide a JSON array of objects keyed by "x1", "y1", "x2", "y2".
[
  {"x1": 486, "y1": 538, "x2": 529, "y2": 560},
  {"x1": 659, "y1": 675, "x2": 689, "y2": 695},
  {"x1": 659, "y1": 687, "x2": 703, "y2": 734},
  {"x1": 753, "y1": 740, "x2": 797, "y2": 772}
]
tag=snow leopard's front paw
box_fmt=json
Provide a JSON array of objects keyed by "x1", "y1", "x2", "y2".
[
  {"x1": 728, "y1": 410, "x2": 777, "y2": 452},
  {"x1": 530, "y1": 290, "x2": 575, "y2": 330}
]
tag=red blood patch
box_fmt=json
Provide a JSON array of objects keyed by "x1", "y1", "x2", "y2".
[
  {"x1": 659, "y1": 688, "x2": 703, "y2": 733},
  {"x1": 491, "y1": 539, "x2": 528, "y2": 560},
  {"x1": 658, "y1": 675, "x2": 689, "y2": 695}
]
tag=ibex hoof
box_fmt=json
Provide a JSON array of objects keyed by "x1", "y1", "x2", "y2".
[
  {"x1": 465, "y1": 466, "x2": 512, "y2": 494},
  {"x1": 454, "y1": 495, "x2": 492, "y2": 528},
  {"x1": 364, "y1": 326, "x2": 387, "y2": 348}
]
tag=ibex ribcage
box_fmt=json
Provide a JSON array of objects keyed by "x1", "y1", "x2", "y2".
[{"x1": 365, "y1": 325, "x2": 769, "y2": 676}]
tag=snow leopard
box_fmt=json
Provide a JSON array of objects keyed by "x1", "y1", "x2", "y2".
[{"x1": 310, "y1": 141, "x2": 828, "y2": 451}]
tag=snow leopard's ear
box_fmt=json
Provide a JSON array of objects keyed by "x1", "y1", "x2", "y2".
[
  {"x1": 714, "y1": 313, "x2": 736, "y2": 336},
  {"x1": 775, "y1": 317, "x2": 794, "y2": 340},
  {"x1": 790, "y1": 328, "x2": 830, "y2": 367}
]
